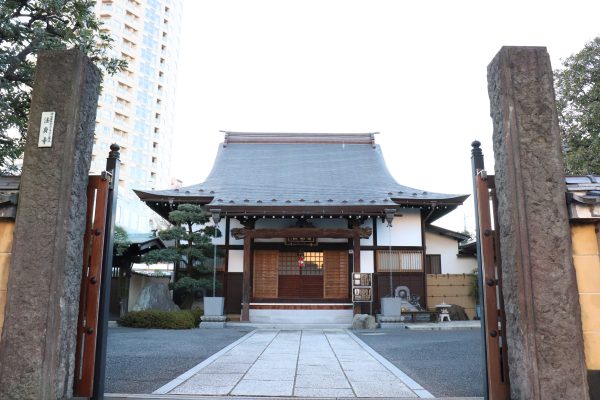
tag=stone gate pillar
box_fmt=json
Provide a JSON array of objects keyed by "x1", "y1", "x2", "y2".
[
  {"x1": 0, "y1": 49, "x2": 101, "y2": 399},
  {"x1": 487, "y1": 46, "x2": 589, "y2": 399}
]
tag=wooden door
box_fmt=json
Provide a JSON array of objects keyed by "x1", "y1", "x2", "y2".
[
  {"x1": 324, "y1": 250, "x2": 348, "y2": 299},
  {"x1": 253, "y1": 250, "x2": 278, "y2": 299},
  {"x1": 278, "y1": 251, "x2": 324, "y2": 299}
]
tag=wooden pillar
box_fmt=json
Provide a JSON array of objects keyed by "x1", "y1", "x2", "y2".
[
  {"x1": 353, "y1": 231, "x2": 361, "y2": 314},
  {"x1": 223, "y1": 217, "x2": 230, "y2": 304},
  {"x1": 421, "y1": 211, "x2": 428, "y2": 310},
  {"x1": 241, "y1": 234, "x2": 252, "y2": 321},
  {"x1": 353, "y1": 231, "x2": 361, "y2": 273}
]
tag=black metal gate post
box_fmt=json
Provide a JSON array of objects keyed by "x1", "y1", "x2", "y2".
[
  {"x1": 92, "y1": 144, "x2": 120, "y2": 399},
  {"x1": 471, "y1": 140, "x2": 489, "y2": 399}
]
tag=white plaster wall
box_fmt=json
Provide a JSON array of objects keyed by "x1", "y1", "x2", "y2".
[
  {"x1": 375, "y1": 209, "x2": 422, "y2": 246},
  {"x1": 425, "y1": 231, "x2": 477, "y2": 274},
  {"x1": 360, "y1": 218, "x2": 374, "y2": 246},
  {"x1": 454, "y1": 257, "x2": 478, "y2": 274},
  {"x1": 360, "y1": 250, "x2": 374, "y2": 273},
  {"x1": 228, "y1": 249, "x2": 244, "y2": 272}
]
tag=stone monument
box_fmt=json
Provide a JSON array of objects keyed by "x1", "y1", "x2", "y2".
[
  {"x1": 0, "y1": 49, "x2": 101, "y2": 399},
  {"x1": 487, "y1": 46, "x2": 589, "y2": 399}
]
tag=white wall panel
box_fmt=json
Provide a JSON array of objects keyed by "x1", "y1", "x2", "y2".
[
  {"x1": 228, "y1": 249, "x2": 244, "y2": 273},
  {"x1": 360, "y1": 250, "x2": 374, "y2": 273},
  {"x1": 425, "y1": 231, "x2": 477, "y2": 274},
  {"x1": 375, "y1": 208, "x2": 422, "y2": 246}
]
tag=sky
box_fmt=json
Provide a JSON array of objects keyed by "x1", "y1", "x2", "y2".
[{"x1": 171, "y1": 0, "x2": 600, "y2": 233}]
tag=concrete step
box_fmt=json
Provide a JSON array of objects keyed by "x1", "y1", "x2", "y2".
[{"x1": 226, "y1": 321, "x2": 352, "y2": 330}]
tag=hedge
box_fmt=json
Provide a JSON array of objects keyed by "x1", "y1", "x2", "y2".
[{"x1": 118, "y1": 308, "x2": 204, "y2": 329}]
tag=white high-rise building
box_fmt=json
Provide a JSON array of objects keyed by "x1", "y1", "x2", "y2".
[{"x1": 91, "y1": 0, "x2": 183, "y2": 233}]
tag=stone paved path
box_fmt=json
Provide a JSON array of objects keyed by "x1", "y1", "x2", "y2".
[{"x1": 155, "y1": 329, "x2": 433, "y2": 398}]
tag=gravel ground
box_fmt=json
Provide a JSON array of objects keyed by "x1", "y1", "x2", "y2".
[
  {"x1": 355, "y1": 328, "x2": 485, "y2": 398},
  {"x1": 105, "y1": 326, "x2": 252, "y2": 394}
]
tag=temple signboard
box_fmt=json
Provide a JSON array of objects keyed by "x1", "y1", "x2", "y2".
[
  {"x1": 352, "y1": 273, "x2": 372, "y2": 302},
  {"x1": 285, "y1": 237, "x2": 317, "y2": 246}
]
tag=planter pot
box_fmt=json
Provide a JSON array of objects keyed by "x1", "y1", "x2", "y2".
[
  {"x1": 381, "y1": 297, "x2": 403, "y2": 317},
  {"x1": 203, "y1": 297, "x2": 224, "y2": 316}
]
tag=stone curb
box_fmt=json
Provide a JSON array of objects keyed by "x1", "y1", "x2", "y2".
[
  {"x1": 106, "y1": 395, "x2": 483, "y2": 400},
  {"x1": 404, "y1": 321, "x2": 481, "y2": 331}
]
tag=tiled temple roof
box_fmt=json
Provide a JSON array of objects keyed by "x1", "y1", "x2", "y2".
[{"x1": 135, "y1": 133, "x2": 468, "y2": 220}]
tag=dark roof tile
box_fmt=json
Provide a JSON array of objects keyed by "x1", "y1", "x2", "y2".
[{"x1": 135, "y1": 133, "x2": 468, "y2": 214}]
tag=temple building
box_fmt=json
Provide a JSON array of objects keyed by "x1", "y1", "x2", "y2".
[{"x1": 135, "y1": 132, "x2": 468, "y2": 323}]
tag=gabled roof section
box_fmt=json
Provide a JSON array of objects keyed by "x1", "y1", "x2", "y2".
[
  {"x1": 566, "y1": 175, "x2": 600, "y2": 221},
  {"x1": 136, "y1": 132, "x2": 468, "y2": 220},
  {"x1": 426, "y1": 224, "x2": 471, "y2": 242},
  {"x1": 0, "y1": 176, "x2": 20, "y2": 219}
]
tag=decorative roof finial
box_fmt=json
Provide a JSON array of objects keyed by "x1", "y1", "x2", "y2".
[{"x1": 109, "y1": 143, "x2": 121, "y2": 160}]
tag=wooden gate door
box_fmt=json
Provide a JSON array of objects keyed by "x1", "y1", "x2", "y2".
[
  {"x1": 73, "y1": 174, "x2": 110, "y2": 397},
  {"x1": 278, "y1": 251, "x2": 324, "y2": 299},
  {"x1": 475, "y1": 169, "x2": 510, "y2": 400}
]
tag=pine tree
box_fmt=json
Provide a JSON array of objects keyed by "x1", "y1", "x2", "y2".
[{"x1": 143, "y1": 204, "x2": 222, "y2": 308}]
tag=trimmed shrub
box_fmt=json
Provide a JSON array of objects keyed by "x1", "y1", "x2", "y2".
[{"x1": 118, "y1": 309, "x2": 200, "y2": 329}]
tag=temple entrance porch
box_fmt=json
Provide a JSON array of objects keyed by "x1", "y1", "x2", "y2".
[{"x1": 232, "y1": 226, "x2": 367, "y2": 322}]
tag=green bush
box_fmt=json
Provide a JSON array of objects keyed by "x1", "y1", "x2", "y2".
[
  {"x1": 190, "y1": 307, "x2": 204, "y2": 326},
  {"x1": 118, "y1": 309, "x2": 203, "y2": 329}
]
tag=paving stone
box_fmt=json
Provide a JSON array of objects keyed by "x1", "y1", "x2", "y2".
[
  {"x1": 251, "y1": 360, "x2": 296, "y2": 370},
  {"x1": 244, "y1": 366, "x2": 296, "y2": 380},
  {"x1": 215, "y1": 355, "x2": 258, "y2": 364},
  {"x1": 294, "y1": 387, "x2": 355, "y2": 397},
  {"x1": 163, "y1": 329, "x2": 425, "y2": 398},
  {"x1": 340, "y1": 360, "x2": 386, "y2": 371},
  {"x1": 350, "y1": 380, "x2": 417, "y2": 398},
  {"x1": 298, "y1": 358, "x2": 339, "y2": 366},
  {"x1": 199, "y1": 362, "x2": 253, "y2": 374},
  {"x1": 344, "y1": 369, "x2": 396, "y2": 382},
  {"x1": 262, "y1": 349, "x2": 298, "y2": 355},
  {"x1": 259, "y1": 354, "x2": 298, "y2": 363},
  {"x1": 296, "y1": 364, "x2": 344, "y2": 376},
  {"x1": 178, "y1": 373, "x2": 243, "y2": 387},
  {"x1": 227, "y1": 348, "x2": 265, "y2": 356},
  {"x1": 231, "y1": 379, "x2": 294, "y2": 396},
  {"x1": 294, "y1": 373, "x2": 350, "y2": 388},
  {"x1": 169, "y1": 384, "x2": 233, "y2": 395}
]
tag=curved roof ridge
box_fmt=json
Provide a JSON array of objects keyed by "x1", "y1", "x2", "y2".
[{"x1": 222, "y1": 131, "x2": 378, "y2": 145}]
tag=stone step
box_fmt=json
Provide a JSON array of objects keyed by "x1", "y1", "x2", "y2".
[{"x1": 226, "y1": 322, "x2": 352, "y2": 330}]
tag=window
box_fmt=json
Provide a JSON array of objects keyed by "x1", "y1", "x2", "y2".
[
  {"x1": 279, "y1": 251, "x2": 324, "y2": 276},
  {"x1": 376, "y1": 250, "x2": 423, "y2": 272},
  {"x1": 425, "y1": 254, "x2": 442, "y2": 274}
]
